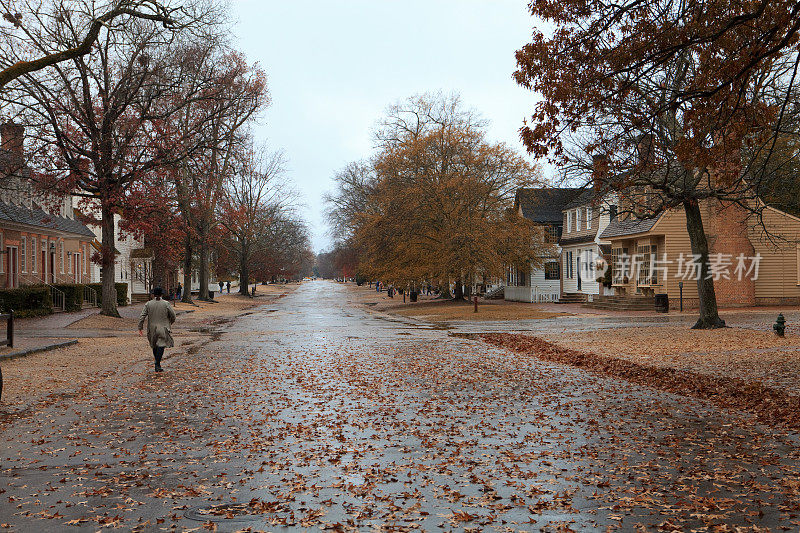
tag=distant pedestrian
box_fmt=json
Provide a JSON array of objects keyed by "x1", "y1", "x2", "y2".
[
  {"x1": 176, "y1": 282, "x2": 182, "y2": 301},
  {"x1": 219, "y1": 280, "x2": 224, "y2": 294},
  {"x1": 226, "y1": 281, "x2": 230, "y2": 293},
  {"x1": 138, "y1": 287, "x2": 176, "y2": 373}
]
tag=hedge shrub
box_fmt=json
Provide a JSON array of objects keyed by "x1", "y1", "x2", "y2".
[
  {"x1": 0, "y1": 285, "x2": 53, "y2": 318},
  {"x1": 53, "y1": 284, "x2": 84, "y2": 312},
  {"x1": 87, "y1": 282, "x2": 128, "y2": 307}
]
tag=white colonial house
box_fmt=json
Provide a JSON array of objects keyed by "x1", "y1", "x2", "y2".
[
  {"x1": 559, "y1": 192, "x2": 618, "y2": 301},
  {"x1": 73, "y1": 203, "x2": 147, "y2": 304},
  {"x1": 505, "y1": 188, "x2": 580, "y2": 303}
]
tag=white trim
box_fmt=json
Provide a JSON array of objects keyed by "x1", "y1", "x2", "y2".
[
  {"x1": 20, "y1": 236, "x2": 26, "y2": 273},
  {"x1": 765, "y1": 205, "x2": 800, "y2": 224}
]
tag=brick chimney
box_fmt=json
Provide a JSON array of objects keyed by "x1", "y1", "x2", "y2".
[
  {"x1": 636, "y1": 134, "x2": 654, "y2": 165},
  {"x1": 592, "y1": 154, "x2": 609, "y2": 193},
  {"x1": 707, "y1": 199, "x2": 756, "y2": 307},
  {"x1": 1, "y1": 121, "x2": 24, "y2": 159}
]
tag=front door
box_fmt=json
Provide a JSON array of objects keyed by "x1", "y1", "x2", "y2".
[
  {"x1": 6, "y1": 247, "x2": 17, "y2": 288},
  {"x1": 576, "y1": 252, "x2": 582, "y2": 291},
  {"x1": 73, "y1": 254, "x2": 81, "y2": 284},
  {"x1": 49, "y1": 252, "x2": 55, "y2": 283}
]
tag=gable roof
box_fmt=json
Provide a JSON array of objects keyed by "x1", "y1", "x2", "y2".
[
  {"x1": 0, "y1": 200, "x2": 95, "y2": 238},
  {"x1": 563, "y1": 189, "x2": 597, "y2": 210},
  {"x1": 599, "y1": 214, "x2": 662, "y2": 239},
  {"x1": 515, "y1": 188, "x2": 582, "y2": 224}
]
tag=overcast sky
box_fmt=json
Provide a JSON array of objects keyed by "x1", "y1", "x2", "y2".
[{"x1": 229, "y1": 1, "x2": 542, "y2": 252}]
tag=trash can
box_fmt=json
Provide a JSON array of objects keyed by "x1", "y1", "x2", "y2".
[
  {"x1": 654, "y1": 293, "x2": 669, "y2": 313},
  {"x1": 410, "y1": 291, "x2": 418, "y2": 302}
]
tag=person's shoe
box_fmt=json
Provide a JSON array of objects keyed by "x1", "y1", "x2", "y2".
[{"x1": 155, "y1": 366, "x2": 164, "y2": 372}]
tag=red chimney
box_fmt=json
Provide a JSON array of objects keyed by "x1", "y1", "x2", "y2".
[
  {"x1": 636, "y1": 134, "x2": 655, "y2": 165},
  {"x1": 592, "y1": 154, "x2": 609, "y2": 193},
  {"x1": 1, "y1": 121, "x2": 24, "y2": 159}
]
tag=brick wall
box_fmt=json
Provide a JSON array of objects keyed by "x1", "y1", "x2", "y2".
[{"x1": 706, "y1": 200, "x2": 756, "y2": 307}]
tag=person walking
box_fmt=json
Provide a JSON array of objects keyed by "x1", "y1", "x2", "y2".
[
  {"x1": 138, "y1": 287, "x2": 176, "y2": 373},
  {"x1": 226, "y1": 281, "x2": 230, "y2": 294},
  {"x1": 176, "y1": 282, "x2": 182, "y2": 301},
  {"x1": 218, "y1": 280, "x2": 224, "y2": 294}
]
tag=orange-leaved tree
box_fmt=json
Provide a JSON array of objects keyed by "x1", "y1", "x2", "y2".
[{"x1": 327, "y1": 93, "x2": 546, "y2": 297}]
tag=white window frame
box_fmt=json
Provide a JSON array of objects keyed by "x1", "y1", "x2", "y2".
[
  {"x1": 575, "y1": 209, "x2": 581, "y2": 232},
  {"x1": 21, "y1": 236, "x2": 26, "y2": 273},
  {"x1": 566, "y1": 211, "x2": 572, "y2": 233},
  {"x1": 83, "y1": 244, "x2": 88, "y2": 273},
  {"x1": 586, "y1": 207, "x2": 592, "y2": 229},
  {"x1": 612, "y1": 247, "x2": 629, "y2": 285},
  {"x1": 636, "y1": 243, "x2": 654, "y2": 287},
  {"x1": 31, "y1": 237, "x2": 36, "y2": 273},
  {"x1": 68, "y1": 246, "x2": 72, "y2": 274},
  {"x1": 60, "y1": 240, "x2": 65, "y2": 274}
]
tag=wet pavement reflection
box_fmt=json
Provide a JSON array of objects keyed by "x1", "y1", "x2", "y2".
[{"x1": 1, "y1": 281, "x2": 799, "y2": 532}]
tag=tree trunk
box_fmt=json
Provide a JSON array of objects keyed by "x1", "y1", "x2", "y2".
[
  {"x1": 198, "y1": 231, "x2": 210, "y2": 300},
  {"x1": 152, "y1": 255, "x2": 166, "y2": 291},
  {"x1": 100, "y1": 202, "x2": 120, "y2": 317},
  {"x1": 182, "y1": 235, "x2": 193, "y2": 304},
  {"x1": 239, "y1": 242, "x2": 250, "y2": 296},
  {"x1": 453, "y1": 277, "x2": 464, "y2": 300},
  {"x1": 684, "y1": 199, "x2": 725, "y2": 329},
  {"x1": 439, "y1": 279, "x2": 451, "y2": 299}
]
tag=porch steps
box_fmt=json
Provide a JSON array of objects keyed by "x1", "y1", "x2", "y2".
[
  {"x1": 557, "y1": 293, "x2": 588, "y2": 304},
  {"x1": 485, "y1": 286, "x2": 505, "y2": 300},
  {"x1": 583, "y1": 295, "x2": 654, "y2": 311},
  {"x1": 130, "y1": 294, "x2": 150, "y2": 304}
]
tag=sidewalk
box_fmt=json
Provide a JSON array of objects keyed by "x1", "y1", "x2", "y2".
[{"x1": 0, "y1": 289, "x2": 295, "y2": 411}]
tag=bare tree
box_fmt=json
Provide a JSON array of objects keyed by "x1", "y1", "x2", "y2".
[
  {"x1": 2, "y1": 2, "x2": 217, "y2": 316},
  {"x1": 219, "y1": 143, "x2": 290, "y2": 295},
  {"x1": 0, "y1": 0, "x2": 188, "y2": 89},
  {"x1": 160, "y1": 44, "x2": 268, "y2": 302}
]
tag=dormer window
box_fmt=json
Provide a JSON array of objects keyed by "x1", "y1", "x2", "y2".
[
  {"x1": 576, "y1": 209, "x2": 581, "y2": 232},
  {"x1": 586, "y1": 207, "x2": 592, "y2": 229},
  {"x1": 566, "y1": 211, "x2": 572, "y2": 233}
]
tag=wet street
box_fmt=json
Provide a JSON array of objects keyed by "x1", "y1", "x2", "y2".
[{"x1": 2, "y1": 280, "x2": 800, "y2": 531}]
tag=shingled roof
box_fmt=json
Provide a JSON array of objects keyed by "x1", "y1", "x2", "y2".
[
  {"x1": 599, "y1": 214, "x2": 662, "y2": 239},
  {"x1": 515, "y1": 188, "x2": 582, "y2": 224},
  {"x1": 0, "y1": 200, "x2": 95, "y2": 238}
]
